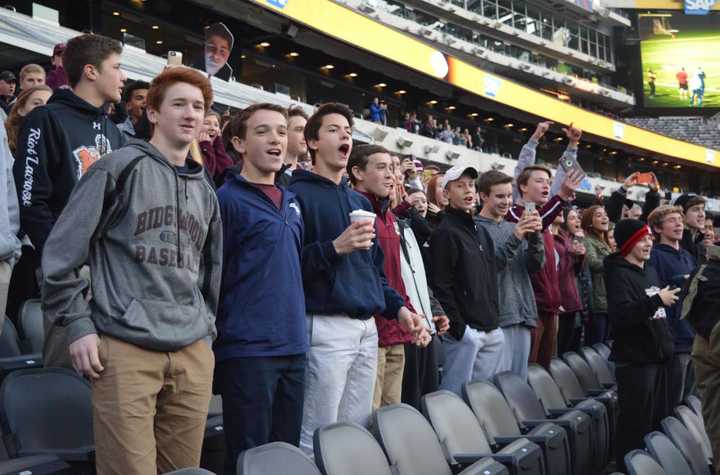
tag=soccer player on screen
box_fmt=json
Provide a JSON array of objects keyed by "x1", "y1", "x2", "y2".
[{"x1": 676, "y1": 67, "x2": 688, "y2": 100}]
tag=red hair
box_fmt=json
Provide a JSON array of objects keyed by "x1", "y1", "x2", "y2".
[{"x1": 146, "y1": 66, "x2": 213, "y2": 113}]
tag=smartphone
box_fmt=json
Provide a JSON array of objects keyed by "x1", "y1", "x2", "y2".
[
  {"x1": 560, "y1": 156, "x2": 586, "y2": 180},
  {"x1": 167, "y1": 51, "x2": 183, "y2": 66},
  {"x1": 525, "y1": 202, "x2": 536, "y2": 214},
  {"x1": 635, "y1": 172, "x2": 655, "y2": 186}
]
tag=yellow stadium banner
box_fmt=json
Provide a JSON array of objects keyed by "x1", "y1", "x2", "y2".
[{"x1": 250, "y1": 0, "x2": 720, "y2": 168}]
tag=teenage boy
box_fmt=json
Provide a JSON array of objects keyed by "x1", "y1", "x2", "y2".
[
  {"x1": 348, "y1": 144, "x2": 439, "y2": 409},
  {"x1": 683, "y1": 245, "x2": 720, "y2": 469},
  {"x1": 117, "y1": 80, "x2": 149, "y2": 138},
  {"x1": 674, "y1": 193, "x2": 707, "y2": 264},
  {"x1": 605, "y1": 219, "x2": 679, "y2": 472},
  {"x1": 508, "y1": 122, "x2": 583, "y2": 368},
  {"x1": 13, "y1": 33, "x2": 127, "y2": 257},
  {"x1": 18, "y1": 64, "x2": 46, "y2": 91},
  {"x1": 288, "y1": 103, "x2": 427, "y2": 455},
  {"x1": 648, "y1": 206, "x2": 696, "y2": 406},
  {"x1": 216, "y1": 103, "x2": 306, "y2": 473},
  {"x1": 42, "y1": 67, "x2": 222, "y2": 475},
  {"x1": 430, "y1": 166, "x2": 536, "y2": 395},
  {"x1": 476, "y1": 170, "x2": 544, "y2": 380},
  {"x1": 276, "y1": 106, "x2": 308, "y2": 187},
  {"x1": 46, "y1": 43, "x2": 69, "y2": 90}
]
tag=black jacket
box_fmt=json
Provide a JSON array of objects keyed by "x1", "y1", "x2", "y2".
[
  {"x1": 682, "y1": 247, "x2": 720, "y2": 341},
  {"x1": 192, "y1": 58, "x2": 234, "y2": 82},
  {"x1": 680, "y1": 228, "x2": 706, "y2": 266},
  {"x1": 12, "y1": 89, "x2": 126, "y2": 254},
  {"x1": 430, "y1": 207, "x2": 499, "y2": 340},
  {"x1": 604, "y1": 253, "x2": 673, "y2": 364}
]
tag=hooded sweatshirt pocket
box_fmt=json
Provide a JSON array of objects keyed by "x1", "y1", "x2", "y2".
[{"x1": 118, "y1": 298, "x2": 209, "y2": 350}]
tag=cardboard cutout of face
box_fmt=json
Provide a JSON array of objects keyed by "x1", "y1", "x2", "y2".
[{"x1": 204, "y1": 23, "x2": 234, "y2": 77}]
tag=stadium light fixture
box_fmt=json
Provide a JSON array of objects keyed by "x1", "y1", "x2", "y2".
[
  {"x1": 287, "y1": 52, "x2": 300, "y2": 57},
  {"x1": 427, "y1": 100, "x2": 438, "y2": 105},
  {"x1": 504, "y1": 123, "x2": 514, "y2": 128},
  {"x1": 152, "y1": 25, "x2": 159, "y2": 30},
  {"x1": 156, "y1": 40, "x2": 163, "y2": 45},
  {"x1": 446, "y1": 105, "x2": 456, "y2": 111},
  {"x1": 120, "y1": 28, "x2": 127, "y2": 33},
  {"x1": 395, "y1": 90, "x2": 407, "y2": 95},
  {"x1": 375, "y1": 83, "x2": 387, "y2": 88},
  {"x1": 484, "y1": 117, "x2": 495, "y2": 122},
  {"x1": 112, "y1": 11, "x2": 120, "y2": 16},
  {"x1": 258, "y1": 42, "x2": 271, "y2": 48},
  {"x1": 468, "y1": 112, "x2": 479, "y2": 117},
  {"x1": 323, "y1": 64, "x2": 335, "y2": 69}
]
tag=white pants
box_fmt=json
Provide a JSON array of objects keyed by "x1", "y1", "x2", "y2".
[
  {"x1": 440, "y1": 326, "x2": 505, "y2": 395},
  {"x1": 498, "y1": 325, "x2": 532, "y2": 380},
  {"x1": 300, "y1": 314, "x2": 378, "y2": 455}
]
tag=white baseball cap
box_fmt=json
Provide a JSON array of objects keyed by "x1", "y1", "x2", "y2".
[{"x1": 440, "y1": 165, "x2": 479, "y2": 189}]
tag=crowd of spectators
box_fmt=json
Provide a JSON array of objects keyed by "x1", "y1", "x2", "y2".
[{"x1": 0, "y1": 30, "x2": 718, "y2": 475}]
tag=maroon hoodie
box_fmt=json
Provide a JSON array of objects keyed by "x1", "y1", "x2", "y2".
[
  {"x1": 554, "y1": 231, "x2": 583, "y2": 313},
  {"x1": 359, "y1": 191, "x2": 415, "y2": 347},
  {"x1": 200, "y1": 135, "x2": 234, "y2": 182}
]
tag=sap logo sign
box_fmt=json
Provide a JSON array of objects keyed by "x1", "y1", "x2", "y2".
[
  {"x1": 267, "y1": 0, "x2": 289, "y2": 8},
  {"x1": 684, "y1": 0, "x2": 716, "y2": 15}
]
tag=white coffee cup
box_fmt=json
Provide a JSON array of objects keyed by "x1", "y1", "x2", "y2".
[{"x1": 349, "y1": 209, "x2": 377, "y2": 224}]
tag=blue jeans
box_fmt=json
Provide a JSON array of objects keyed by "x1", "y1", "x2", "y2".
[
  {"x1": 586, "y1": 312, "x2": 608, "y2": 346},
  {"x1": 216, "y1": 354, "x2": 306, "y2": 474}
]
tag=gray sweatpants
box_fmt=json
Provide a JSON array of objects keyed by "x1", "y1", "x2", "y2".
[
  {"x1": 440, "y1": 327, "x2": 504, "y2": 395},
  {"x1": 498, "y1": 325, "x2": 532, "y2": 380},
  {"x1": 300, "y1": 314, "x2": 378, "y2": 455}
]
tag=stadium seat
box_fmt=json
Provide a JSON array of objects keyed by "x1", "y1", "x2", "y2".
[
  {"x1": 163, "y1": 469, "x2": 216, "y2": 475},
  {"x1": 563, "y1": 352, "x2": 616, "y2": 392},
  {"x1": 313, "y1": 422, "x2": 392, "y2": 475},
  {"x1": 686, "y1": 395, "x2": 703, "y2": 419},
  {"x1": 200, "y1": 414, "x2": 224, "y2": 475},
  {"x1": 675, "y1": 405, "x2": 713, "y2": 464},
  {"x1": 370, "y1": 403, "x2": 508, "y2": 475},
  {"x1": 0, "y1": 368, "x2": 94, "y2": 465},
  {"x1": 527, "y1": 364, "x2": 609, "y2": 471},
  {"x1": 463, "y1": 381, "x2": 570, "y2": 475},
  {"x1": 19, "y1": 299, "x2": 44, "y2": 354},
  {"x1": 493, "y1": 372, "x2": 592, "y2": 474},
  {"x1": 0, "y1": 319, "x2": 42, "y2": 382},
  {"x1": 421, "y1": 390, "x2": 545, "y2": 475},
  {"x1": 644, "y1": 431, "x2": 693, "y2": 475},
  {"x1": 661, "y1": 416, "x2": 711, "y2": 475},
  {"x1": 236, "y1": 442, "x2": 321, "y2": 475},
  {"x1": 579, "y1": 347, "x2": 616, "y2": 388},
  {"x1": 624, "y1": 449, "x2": 667, "y2": 475},
  {"x1": 592, "y1": 343, "x2": 611, "y2": 360}
]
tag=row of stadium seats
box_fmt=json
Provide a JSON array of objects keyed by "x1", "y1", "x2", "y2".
[{"x1": 624, "y1": 117, "x2": 720, "y2": 150}]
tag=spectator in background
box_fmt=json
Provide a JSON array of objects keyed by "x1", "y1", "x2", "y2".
[
  {"x1": 13, "y1": 33, "x2": 127, "y2": 367},
  {"x1": 369, "y1": 97, "x2": 383, "y2": 124},
  {"x1": 605, "y1": 172, "x2": 660, "y2": 223},
  {"x1": 277, "y1": 106, "x2": 308, "y2": 187},
  {"x1": 473, "y1": 126, "x2": 484, "y2": 151},
  {"x1": 196, "y1": 22, "x2": 235, "y2": 81},
  {"x1": 46, "y1": 42, "x2": 69, "y2": 90},
  {"x1": 453, "y1": 126, "x2": 465, "y2": 146},
  {"x1": 215, "y1": 104, "x2": 306, "y2": 473},
  {"x1": 0, "y1": 126, "x2": 21, "y2": 327},
  {"x1": 582, "y1": 205, "x2": 612, "y2": 345},
  {"x1": 426, "y1": 173, "x2": 448, "y2": 228},
  {"x1": 674, "y1": 193, "x2": 707, "y2": 264},
  {"x1": 437, "y1": 121, "x2": 454, "y2": 143},
  {"x1": 553, "y1": 207, "x2": 586, "y2": 356},
  {"x1": 288, "y1": 103, "x2": 426, "y2": 455},
  {"x1": 42, "y1": 66, "x2": 222, "y2": 475},
  {"x1": 401, "y1": 156, "x2": 423, "y2": 191},
  {"x1": 605, "y1": 219, "x2": 677, "y2": 473},
  {"x1": 476, "y1": 170, "x2": 543, "y2": 380},
  {"x1": 116, "y1": 79, "x2": 149, "y2": 139},
  {"x1": 389, "y1": 154, "x2": 406, "y2": 208},
  {"x1": 4, "y1": 85, "x2": 52, "y2": 156},
  {"x1": 199, "y1": 110, "x2": 233, "y2": 185},
  {"x1": 703, "y1": 220, "x2": 716, "y2": 247},
  {"x1": 404, "y1": 111, "x2": 420, "y2": 134},
  {"x1": 463, "y1": 128, "x2": 473, "y2": 149},
  {"x1": 0, "y1": 71, "x2": 16, "y2": 116},
  {"x1": 420, "y1": 114, "x2": 437, "y2": 138},
  {"x1": 647, "y1": 205, "x2": 696, "y2": 407},
  {"x1": 348, "y1": 144, "x2": 425, "y2": 409},
  {"x1": 18, "y1": 64, "x2": 46, "y2": 92}
]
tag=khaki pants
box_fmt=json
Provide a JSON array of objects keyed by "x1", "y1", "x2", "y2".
[
  {"x1": 0, "y1": 261, "x2": 11, "y2": 333},
  {"x1": 692, "y1": 334, "x2": 720, "y2": 475},
  {"x1": 92, "y1": 336, "x2": 214, "y2": 475},
  {"x1": 373, "y1": 344, "x2": 405, "y2": 410}
]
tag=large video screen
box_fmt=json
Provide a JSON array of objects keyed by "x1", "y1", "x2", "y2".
[{"x1": 639, "y1": 12, "x2": 720, "y2": 108}]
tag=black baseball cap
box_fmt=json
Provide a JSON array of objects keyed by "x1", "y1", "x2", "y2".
[{"x1": 0, "y1": 71, "x2": 16, "y2": 83}]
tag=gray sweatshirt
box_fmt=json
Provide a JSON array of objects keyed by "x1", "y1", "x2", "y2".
[
  {"x1": 475, "y1": 216, "x2": 545, "y2": 328},
  {"x1": 0, "y1": 127, "x2": 21, "y2": 264},
  {"x1": 42, "y1": 141, "x2": 223, "y2": 351}
]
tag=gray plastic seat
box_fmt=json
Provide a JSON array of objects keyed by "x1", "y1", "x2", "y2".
[
  {"x1": 0, "y1": 319, "x2": 21, "y2": 358},
  {"x1": 579, "y1": 347, "x2": 616, "y2": 388},
  {"x1": 463, "y1": 381, "x2": 570, "y2": 475},
  {"x1": 592, "y1": 343, "x2": 611, "y2": 360},
  {"x1": 371, "y1": 403, "x2": 508, "y2": 475},
  {"x1": 421, "y1": 390, "x2": 544, "y2": 475},
  {"x1": 314, "y1": 422, "x2": 392, "y2": 475},
  {"x1": 163, "y1": 469, "x2": 216, "y2": 475},
  {"x1": 624, "y1": 450, "x2": 667, "y2": 475},
  {"x1": 19, "y1": 299, "x2": 44, "y2": 354},
  {"x1": 644, "y1": 431, "x2": 693, "y2": 475},
  {"x1": 237, "y1": 442, "x2": 321, "y2": 475},
  {"x1": 686, "y1": 395, "x2": 702, "y2": 419},
  {"x1": 675, "y1": 405, "x2": 713, "y2": 464},
  {"x1": 527, "y1": 364, "x2": 609, "y2": 471},
  {"x1": 0, "y1": 368, "x2": 93, "y2": 463},
  {"x1": 563, "y1": 352, "x2": 615, "y2": 392},
  {"x1": 494, "y1": 371, "x2": 592, "y2": 474},
  {"x1": 661, "y1": 416, "x2": 711, "y2": 475},
  {"x1": 0, "y1": 319, "x2": 42, "y2": 381}
]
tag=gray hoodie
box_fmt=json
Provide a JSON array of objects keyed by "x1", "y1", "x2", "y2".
[
  {"x1": 0, "y1": 127, "x2": 21, "y2": 264},
  {"x1": 475, "y1": 216, "x2": 545, "y2": 328},
  {"x1": 42, "y1": 141, "x2": 223, "y2": 351}
]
